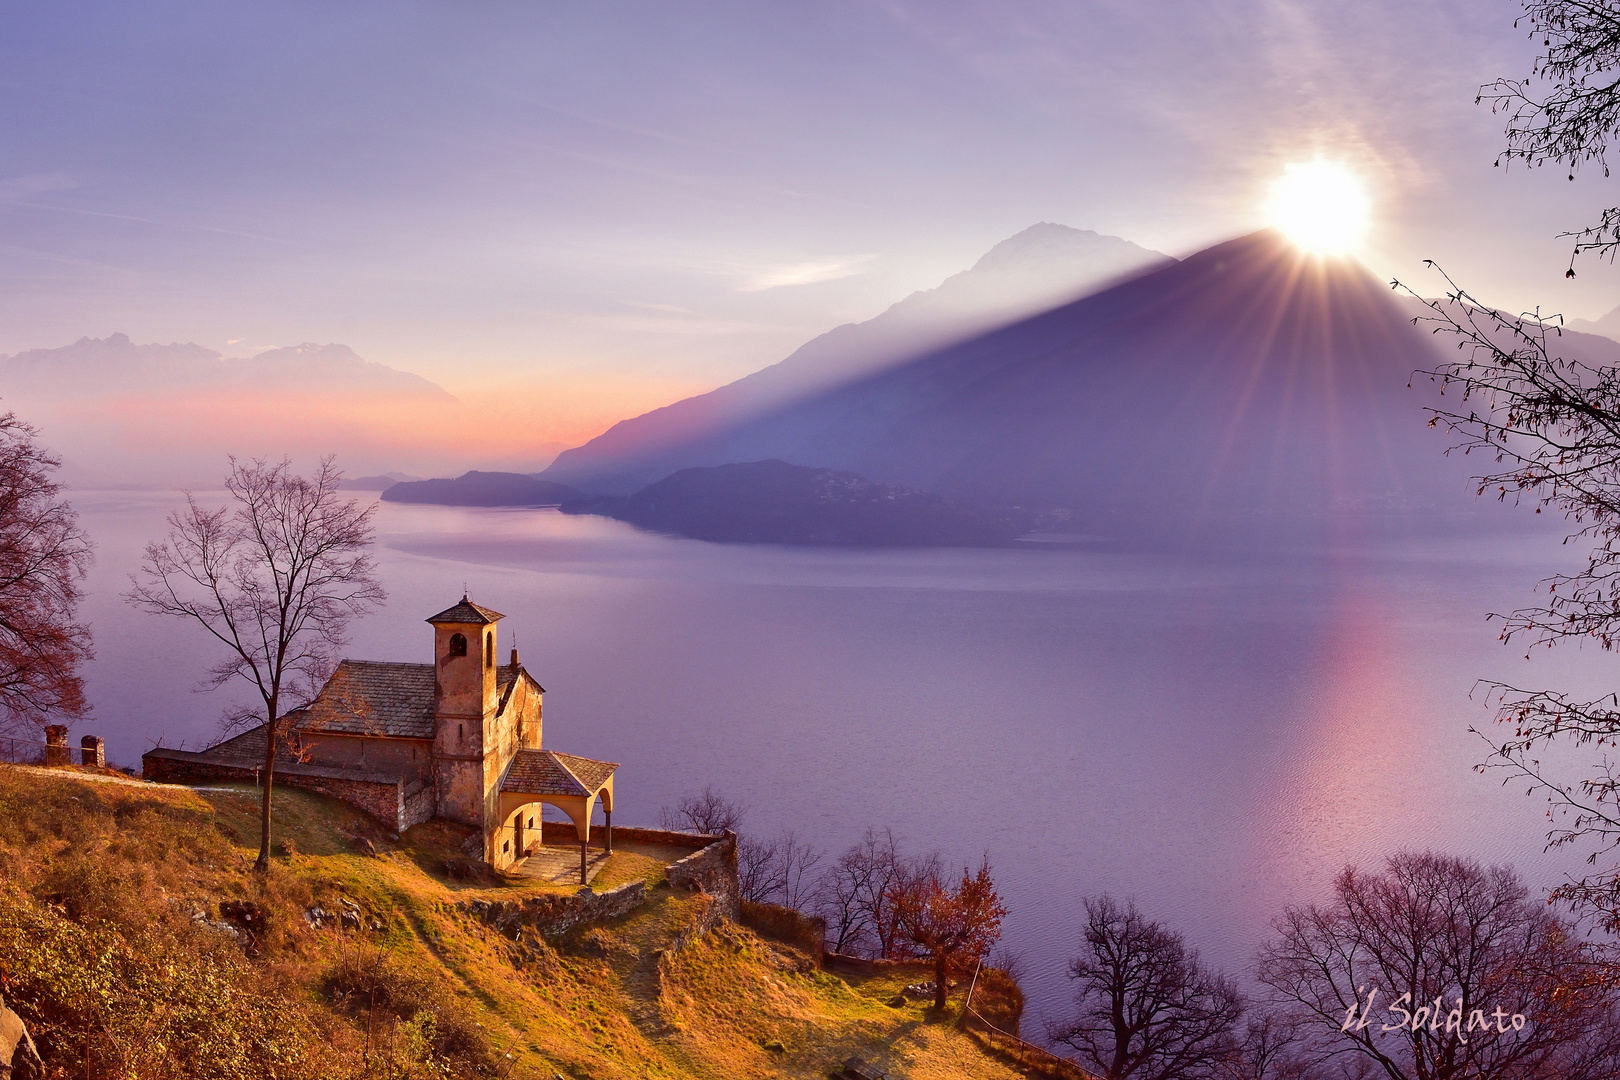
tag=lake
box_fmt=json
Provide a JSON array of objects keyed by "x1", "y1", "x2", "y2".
[{"x1": 73, "y1": 491, "x2": 1611, "y2": 1026}]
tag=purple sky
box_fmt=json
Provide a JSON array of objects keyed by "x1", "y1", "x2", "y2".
[{"x1": 0, "y1": 1, "x2": 1612, "y2": 433}]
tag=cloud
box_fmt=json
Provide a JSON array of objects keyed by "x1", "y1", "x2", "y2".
[
  {"x1": 0, "y1": 173, "x2": 77, "y2": 205},
  {"x1": 736, "y1": 253, "x2": 879, "y2": 292}
]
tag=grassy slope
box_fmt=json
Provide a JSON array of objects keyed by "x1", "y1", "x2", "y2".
[{"x1": 0, "y1": 766, "x2": 1029, "y2": 1080}]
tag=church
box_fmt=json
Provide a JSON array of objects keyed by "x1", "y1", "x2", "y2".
[{"x1": 142, "y1": 596, "x2": 618, "y2": 872}]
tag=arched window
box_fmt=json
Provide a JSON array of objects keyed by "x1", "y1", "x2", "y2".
[
  {"x1": 448, "y1": 633, "x2": 467, "y2": 657},
  {"x1": 485, "y1": 631, "x2": 494, "y2": 668}
]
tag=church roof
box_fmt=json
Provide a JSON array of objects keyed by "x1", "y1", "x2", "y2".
[
  {"x1": 502, "y1": 748, "x2": 618, "y2": 797},
  {"x1": 289, "y1": 660, "x2": 531, "y2": 739},
  {"x1": 425, "y1": 596, "x2": 505, "y2": 625}
]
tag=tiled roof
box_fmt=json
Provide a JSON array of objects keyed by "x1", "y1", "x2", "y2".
[
  {"x1": 552, "y1": 751, "x2": 618, "y2": 792},
  {"x1": 502, "y1": 749, "x2": 617, "y2": 797},
  {"x1": 425, "y1": 596, "x2": 504, "y2": 625},
  {"x1": 286, "y1": 660, "x2": 531, "y2": 739},
  {"x1": 193, "y1": 722, "x2": 300, "y2": 767},
  {"x1": 293, "y1": 661, "x2": 438, "y2": 738}
]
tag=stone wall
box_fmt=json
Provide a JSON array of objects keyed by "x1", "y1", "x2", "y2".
[
  {"x1": 402, "y1": 779, "x2": 437, "y2": 829},
  {"x1": 822, "y1": 952, "x2": 933, "y2": 979},
  {"x1": 461, "y1": 881, "x2": 647, "y2": 939},
  {"x1": 142, "y1": 749, "x2": 412, "y2": 834},
  {"x1": 740, "y1": 901, "x2": 826, "y2": 964},
  {"x1": 280, "y1": 772, "x2": 406, "y2": 835},
  {"x1": 665, "y1": 830, "x2": 739, "y2": 920},
  {"x1": 537, "y1": 821, "x2": 719, "y2": 850}
]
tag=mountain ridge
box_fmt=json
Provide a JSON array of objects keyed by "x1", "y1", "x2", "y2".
[
  {"x1": 543, "y1": 223, "x2": 1173, "y2": 491},
  {"x1": 0, "y1": 333, "x2": 452, "y2": 400},
  {"x1": 546, "y1": 230, "x2": 1537, "y2": 538}
]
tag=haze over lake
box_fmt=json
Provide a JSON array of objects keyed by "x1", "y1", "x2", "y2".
[{"x1": 80, "y1": 492, "x2": 1603, "y2": 1021}]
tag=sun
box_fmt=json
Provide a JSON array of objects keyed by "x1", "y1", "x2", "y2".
[{"x1": 1265, "y1": 159, "x2": 1371, "y2": 256}]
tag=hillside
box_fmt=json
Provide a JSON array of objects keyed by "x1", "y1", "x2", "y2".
[
  {"x1": 0, "y1": 765, "x2": 1034, "y2": 1080},
  {"x1": 382, "y1": 471, "x2": 583, "y2": 507},
  {"x1": 542, "y1": 224, "x2": 1173, "y2": 494},
  {"x1": 563, "y1": 460, "x2": 1030, "y2": 546}
]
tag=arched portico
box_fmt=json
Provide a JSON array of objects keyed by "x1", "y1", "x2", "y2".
[{"x1": 498, "y1": 749, "x2": 618, "y2": 882}]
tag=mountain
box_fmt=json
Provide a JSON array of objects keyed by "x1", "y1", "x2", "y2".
[
  {"x1": 339, "y1": 472, "x2": 423, "y2": 491},
  {"x1": 381, "y1": 471, "x2": 582, "y2": 506},
  {"x1": 0, "y1": 334, "x2": 499, "y2": 487},
  {"x1": 542, "y1": 224, "x2": 1173, "y2": 492},
  {"x1": 552, "y1": 231, "x2": 1564, "y2": 538},
  {"x1": 562, "y1": 460, "x2": 1028, "y2": 546},
  {"x1": 1569, "y1": 302, "x2": 1620, "y2": 344},
  {"x1": 0, "y1": 333, "x2": 450, "y2": 400}
]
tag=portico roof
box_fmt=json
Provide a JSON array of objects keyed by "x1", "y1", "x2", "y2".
[{"x1": 502, "y1": 748, "x2": 618, "y2": 797}]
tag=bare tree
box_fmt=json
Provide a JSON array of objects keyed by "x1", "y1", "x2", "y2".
[
  {"x1": 1256, "y1": 851, "x2": 1620, "y2": 1080},
  {"x1": 1219, "y1": 1013, "x2": 1337, "y2": 1080},
  {"x1": 775, "y1": 830, "x2": 825, "y2": 911},
  {"x1": 737, "y1": 831, "x2": 778, "y2": 903},
  {"x1": 1479, "y1": 1, "x2": 1620, "y2": 273},
  {"x1": 127, "y1": 457, "x2": 384, "y2": 872},
  {"x1": 1396, "y1": 268, "x2": 1620, "y2": 924},
  {"x1": 890, "y1": 857, "x2": 1008, "y2": 1011},
  {"x1": 815, "y1": 828, "x2": 920, "y2": 958},
  {"x1": 1392, "y1": 2, "x2": 1620, "y2": 931},
  {"x1": 1048, "y1": 895, "x2": 1244, "y2": 1080},
  {"x1": 0, "y1": 413, "x2": 92, "y2": 739},
  {"x1": 738, "y1": 828, "x2": 825, "y2": 908},
  {"x1": 659, "y1": 785, "x2": 743, "y2": 836}
]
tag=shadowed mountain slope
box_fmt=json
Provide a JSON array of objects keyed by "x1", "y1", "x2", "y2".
[
  {"x1": 543, "y1": 224, "x2": 1172, "y2": 492},
  {"x1": 552, "y1": 231, "x2": 1550, "y2": 538},
  {"x1": 563, "y1": 459, "x2": 1027, "y2": 546},
  {"x1": 382, "y1": 471, "x2": 581, "y2": 506}
]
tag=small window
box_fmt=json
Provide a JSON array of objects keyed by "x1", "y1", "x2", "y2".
[
  {"x1": 485, "y1": 632, "x2": 494, "y2": 668},
  {"x1": 503, "y1": 840, "x2": 510, "y2": 853},
  {"x1": 528, "y1": 817, "x2": 535, "y2": 829},
  {"x1": 448, "y1": 633, "x2": 467, "y2": 657},
  {"x1": 458, "y1": 723, "x2": 463, "y2": 741}
]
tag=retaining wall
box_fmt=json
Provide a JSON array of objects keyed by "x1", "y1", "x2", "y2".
[
  {"x1": 665, "y1": 830, "x2": 739, "y2": 919},
  {"x1": 461, "y1": 881, "x2": 648, "y2": 940},
  {"x1": 536, "y1": 820, "x2": 719, "y2": 850},
  {"x1": 740, "y1": 901, "x2": 826, "y2": 965},
  {"x1": 142, "y1": 749, "x2": 414, "y2": 834}
]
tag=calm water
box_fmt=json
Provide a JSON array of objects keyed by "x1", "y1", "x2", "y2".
[{"x1": 75, "y1": 492, "x2": 1611, "y2": 1024}]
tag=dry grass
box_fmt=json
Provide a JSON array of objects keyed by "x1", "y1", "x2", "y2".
[{"x1": 0, "y1": 765, "x2": 1029, "y2": 1080}]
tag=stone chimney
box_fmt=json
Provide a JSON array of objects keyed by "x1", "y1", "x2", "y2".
[
  {"x1": 44, "y1": 725, "x2": 70, "y2": 767},
  {"x1": 80, "y1": 735, "x2": 105, "y2": 768}
]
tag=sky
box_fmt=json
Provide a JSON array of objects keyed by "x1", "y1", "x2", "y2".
[{"x1": 2, "y1": 1, "x2": 1615, "y2": 449}]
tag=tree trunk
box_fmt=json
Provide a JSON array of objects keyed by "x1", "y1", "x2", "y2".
[
  {"x1": 254, "y1": 705, "x2": 277, "y2": 873},
  {"x1": 934, "y1": 950, "x2": 949, "y2": 1011}
]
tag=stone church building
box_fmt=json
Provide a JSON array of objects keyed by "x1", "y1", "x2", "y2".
[{"x1": 143, "y1": 596, "x2": 618, "y2": 870}]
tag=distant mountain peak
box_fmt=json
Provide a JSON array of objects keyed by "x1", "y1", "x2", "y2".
[
  {"x1": 543, "y1": 223, "x2": 1175, "y2": 491},
  {"x1": 0, "y1": 334, "x2": 450, "y2": 400},
  {"x1": 968, "y1": 222, "x2": 1157, "y2": 274}
]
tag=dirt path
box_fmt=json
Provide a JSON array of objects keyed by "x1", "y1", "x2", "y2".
[{"x1": 0, "y1": 762, "x2": 152, "y2": 788}]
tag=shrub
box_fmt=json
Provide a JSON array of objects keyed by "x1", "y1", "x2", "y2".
[
  {"x1": 323, "y1": 945, "x2": 489, "y2": 1067},
  {"x1": 0, "y1": 888, "x2": 320, "y2": 1079}
]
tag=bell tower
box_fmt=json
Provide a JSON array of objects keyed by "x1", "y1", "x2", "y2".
[{"x1": 427, "y1": 595, "x2": 505, "y2": 829}]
